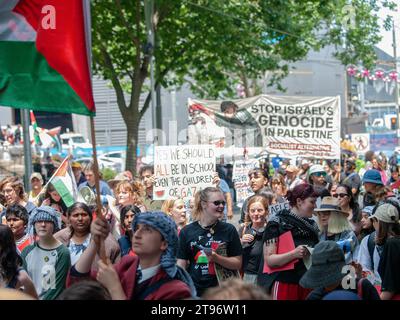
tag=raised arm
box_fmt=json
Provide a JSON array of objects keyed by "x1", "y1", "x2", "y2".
[{"x1": 74, "y1": 218, "x2": 110, "y2": 274}]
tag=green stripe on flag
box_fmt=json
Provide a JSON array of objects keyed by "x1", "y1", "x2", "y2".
[
  {"x1": 0, "y1": 41, "x2": 94, "y2": 116},
  {"x1": 52, "y1": 177, "x2": 75, "y2": 207}
]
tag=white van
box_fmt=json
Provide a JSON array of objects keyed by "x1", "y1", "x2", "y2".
[{"x1": 60, "y1": 133, "x2": 92, "y2": 150}]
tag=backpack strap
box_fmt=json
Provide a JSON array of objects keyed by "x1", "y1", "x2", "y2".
[
  {"x1": 343, "y1": 172, "x2": 357, "y2": 184},
  {"x1": 367, "y1": 231, "x2": 376, "y2": 270},
  {"x1": 136, "y1": 277, "x2": 174, "y2": 300}
]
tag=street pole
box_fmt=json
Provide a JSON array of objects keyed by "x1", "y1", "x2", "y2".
[
  {"x1": 170, "y1": 86, "x2": 177, "y2": 146},
  {"x1": 359, "y1": 74, "x2": 365, "y2": 114},
  {"x1": 156, "y1": 84, "x2": 162, "y2": 143},
  {"x1": 144, "y1": 0, "x2": 157, "y2": 146},
  {"x1": 21, "y1": 109, "x2": 32, "y2": 190},
  {"x1": 393, "y1": 20, "x2": 400, "y2": 134}
]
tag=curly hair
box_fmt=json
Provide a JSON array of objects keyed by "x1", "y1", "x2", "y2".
[
  {"x1": 114, "y1": 180, "x2": 145, "y2": 206},
  {"x1": 0, "y1": 176, "x2": 26, "y2": 202},
  {"x1": 5, "y1": 204, "x2": 29, "y2": 226}
]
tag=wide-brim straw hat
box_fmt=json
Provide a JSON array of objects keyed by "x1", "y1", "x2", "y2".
[{"x1": 314, "y1": 196, "x2": 349, "y2": 217}]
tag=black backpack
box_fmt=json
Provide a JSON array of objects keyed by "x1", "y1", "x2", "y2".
[{"x1": 368, "y1": 198, "x2": 400, "y2": 269}]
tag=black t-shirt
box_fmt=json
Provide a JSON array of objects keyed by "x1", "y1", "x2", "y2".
[
  {"x1": 238, "y1": 224, "x2": 264, "y2": 275},
  {"x1": 177, "y1": 221, "x2": 242, "y2": 296},
  {"x1": 306, "y1": 278, "x2": 380, "y2": 300},
  {"x1": 378, "y1": 237, "x2": 400, "y2": 294},
  {"x1": 261, "y1": 211, "x2": 319, "y2": 285}
]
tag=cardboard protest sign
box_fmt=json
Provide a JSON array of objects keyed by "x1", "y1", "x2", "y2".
[
  {"x1": 188, "y1": 94, "x2": 340, "y2": 159},
  {"x1": 268, "y1": 201, "x2": 290, "y2": 220},
  {"x1": 214, "y1": 242, "x2": 241, "y2": 283},
  {"x1": 153, "y1": 145, "x2": 216, "y2": 200},
  {"x1": 232, "y1": 159, "x2": 258, "y2": 208}
]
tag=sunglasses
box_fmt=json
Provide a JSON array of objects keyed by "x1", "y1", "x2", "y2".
[
  {"x1": 209, "y1": 200, "x2": 226, "y2": 206},
  {"x1": 333, "y1": 193, "x2": 348, "y2": 198},
  {"x1": 312, "y1": 172, "x2": 326, "y2": 177}
]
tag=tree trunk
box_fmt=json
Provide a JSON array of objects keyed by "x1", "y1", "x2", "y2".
[{"x1": 125, "y1": 115, "x2": 139, "y2": 176}]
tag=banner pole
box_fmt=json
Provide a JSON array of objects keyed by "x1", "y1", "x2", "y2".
[{"x1": 89, "y1": 116, "x2": 107, "y2": 263}]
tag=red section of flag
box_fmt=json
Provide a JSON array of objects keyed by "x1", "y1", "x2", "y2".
[
  {"x1": 13, "y1": 0, "x2": 95, "y2": 112},
  {"x1": 55, "y1": 158, "x2": 68, "y2": 177},
  {"x1": 30, "y1": 110, "x2": 36, "y2": 124}
]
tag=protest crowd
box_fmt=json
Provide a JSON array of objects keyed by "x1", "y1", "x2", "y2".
[{"x1": 0, "y1": 148, "x2": 399, "y2": 301}]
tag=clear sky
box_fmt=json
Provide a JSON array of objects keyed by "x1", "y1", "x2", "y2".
[{"x1": 377, "y1": 2, "x2": 400, "y2": 58}]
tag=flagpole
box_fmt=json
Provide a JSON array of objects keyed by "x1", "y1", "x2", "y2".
[
  {"x1": 89, "y1": 116, "x2": 107, "y2": 263},
  {"x1": 21, "y1": 109, "x2": 33, "y2": 191}
]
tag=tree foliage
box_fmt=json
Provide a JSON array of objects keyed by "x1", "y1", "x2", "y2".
[{"x1": 91, "y1": 0, "x2": 396, "y2": 174}]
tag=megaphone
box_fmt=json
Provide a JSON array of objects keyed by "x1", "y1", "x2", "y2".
[
  {"x1": 78, "y1": 186, "x2": 96, "y2": 206},
  {"x1": 336, "y1": 238, "x2": 355, "y2": 254}
]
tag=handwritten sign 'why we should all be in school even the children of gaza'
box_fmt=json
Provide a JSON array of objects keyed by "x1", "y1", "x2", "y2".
[{"x1": 153, "y1": 145, "x2": 216, "y2": 200}]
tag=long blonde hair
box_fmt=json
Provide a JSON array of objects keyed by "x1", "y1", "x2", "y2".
[
  {"x1": 317, "y1": 211, "x2": 352, "y2": 234},
  {"x1": 161, "y1": 197, "x2": 187, "y2": 226},
  {"x1": 192, "y1": 187, "x2": 222, "y2": 221}
]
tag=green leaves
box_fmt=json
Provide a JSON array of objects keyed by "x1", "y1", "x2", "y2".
[
  {"x1": 90, "y1": 0, "x2": 394, "y2": 173},
  {"x1": 91, "y1": 0, "x2": 393, "y2": 100}
]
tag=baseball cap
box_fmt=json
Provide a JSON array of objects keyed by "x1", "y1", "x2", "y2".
[
  {"x1": 30, "y1": 172, "x2": 43, "y2": 183},
  {"x1": 369, "y1": 202, "x2": 399, "y2": 224}
]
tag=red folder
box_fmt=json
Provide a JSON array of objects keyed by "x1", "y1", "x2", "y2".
[{"x1": 263, "y1": 231, "x2": 299, "y2": 274}]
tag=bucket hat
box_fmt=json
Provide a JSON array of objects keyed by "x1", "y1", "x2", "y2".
[
  {"x1": 362, "y1": 169, "x2": 383, "y2": 185},
  {"x1": 361, "y1": 205, "x2": 375, "y2": 217},
  {"x1": 299, "y1": 241, "x2": 345, "y2": 289}
]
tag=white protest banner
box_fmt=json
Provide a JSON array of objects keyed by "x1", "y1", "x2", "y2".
[
  {"x1": 153, "y1": 145, "x2": 216, "y2": 200},
  {"x1": 188, "y1": 94, "x2": 340, "y2": 159},
  {"x1": 268, "y1": 201, "x2": 290, "y2": 220},
  {"x1": 232, "y1": 159, "x2": 258, "y2": 208}
]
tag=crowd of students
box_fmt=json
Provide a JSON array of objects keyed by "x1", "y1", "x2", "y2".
[{"x1": 0, "y1": 152, "x2": 399, "y2": 301}]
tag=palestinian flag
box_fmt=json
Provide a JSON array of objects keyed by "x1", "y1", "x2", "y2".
[
  {"x1": 30, "y1": 110, "x2": 41, "y2": 144},
  {"x1": 50, "y1": 157, "x2": 78, "y2": 207},
  {"x1": 0, "y1": 0, "x2": 95, "y2": 115}
]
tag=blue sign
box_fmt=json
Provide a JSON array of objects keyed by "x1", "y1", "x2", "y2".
[{"x1": 370, "y1": 133, "x2": 398, "y2": 151}]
